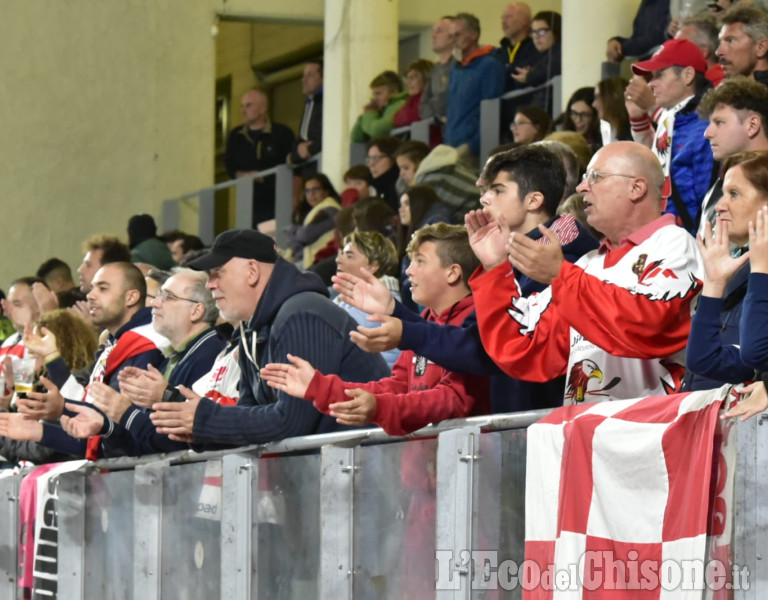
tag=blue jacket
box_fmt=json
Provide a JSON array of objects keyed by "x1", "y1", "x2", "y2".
[
  {"x1": 685, "y1": 263, "x2": 752, "y2": 390},
  {"x1": 668, "y1": 93, "x2": 715, "y2": 230},
  {"x1": 445, "y1": 47, "x2": 505, "y2": 156},
  {"x1": 395, "y1": 215, "x2": 599, "y2": 413},
  {"x1": 739, "y1": 272, "x2": 768, "y2": 372},
  {"x1": 192, "y1": 258, "x2": 390, "y2": 447}
]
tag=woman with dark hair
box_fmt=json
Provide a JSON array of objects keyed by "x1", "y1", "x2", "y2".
[
  {"x1": 594, "y1": 77, "x2": 632, "y2": 145},
  {"x1": 367, "y1": 136, "x2": 402, "y2": 211},
  {"x1": 558, "y1": 87, "x2": 601, "y2": 151},
  {"x1": 394, "y1": 141, "x2": 430, "y2": 188},
  {"x1": 395, "y1": 185, "x2": 453, "y2": 311},
  {"x1": 284, "y1": 173, "x2": 342, "y2": 268},
  {"x1": 511, "y1": 11, "x2": 561, "y2": 109},
  {"x1": 510, "y1": 105, "x2": 551, "y2": 145}
]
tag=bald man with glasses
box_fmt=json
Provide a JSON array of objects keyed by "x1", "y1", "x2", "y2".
[{"x1": 467, "y1": 141, "x2": 705, "y2": 405}]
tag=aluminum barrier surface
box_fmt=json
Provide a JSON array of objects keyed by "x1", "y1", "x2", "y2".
[
  {"x1": 349, "y1": 118, "x2": 436, "y2": 168},
  {"x1": 479, "y1": 75, "x2": 563, "y2": 167},
  {"x1": 2, "y1": 409, "x2": 766, "y2": 599},
  {"x1": 162, "y1": 157, "x2": 321, "y2": 248}
]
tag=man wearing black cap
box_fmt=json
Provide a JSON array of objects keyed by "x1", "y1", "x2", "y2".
[
  {"x1": 149, "y1": 229, "x2": 390, "y2": 446},
  {"x1": 626, "y1": 39, "x2": 715, "y2": 233}
]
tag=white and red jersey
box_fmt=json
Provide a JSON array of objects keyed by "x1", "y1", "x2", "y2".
[
  {"x1": 191, "y1": 342, "x2": 240, "y2": 406},
  {"x1": 471, "y1": 215, "x2": 704, "y2": 404}
]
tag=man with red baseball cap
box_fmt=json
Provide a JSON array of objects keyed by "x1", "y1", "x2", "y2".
[{"x1": 626, "y1": 38, "x2": 715, "y2": 233}]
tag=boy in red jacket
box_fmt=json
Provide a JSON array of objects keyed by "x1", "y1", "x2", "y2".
[{"x1": 261, "y1": 223, "x2": 490, "y2": 435}]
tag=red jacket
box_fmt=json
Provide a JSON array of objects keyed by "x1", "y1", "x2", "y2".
[
  {"x1": 305, "y1": 294, "x2": 490, "y2": 436},
  {"x1": 393, "y1": 92, "x2": 423, "y2": 128}
]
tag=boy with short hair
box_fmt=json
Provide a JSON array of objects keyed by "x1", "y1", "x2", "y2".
[
  {"x1": 262, "y1": 223, "x2": 489, "y2": 435},
  {"x1": 350, "y1": 70, "x2": 409, "y2": 143}
]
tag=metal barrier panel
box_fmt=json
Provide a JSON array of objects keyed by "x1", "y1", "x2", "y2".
[
  {"x1": 473, "y1": 429, "x2": 526, "y2": 599},
  {"x1": 0, "y1": 473, "x2": 21, "y2": 600},
  {"x1": 159, "y1": 460, "x2": 222, "y2": 600},
  {"x1": 352, "y1": 437, "x2": 438, "y2": 599},
  {"x1": 353, "y1": 439, "x2": 436, "y2": 599},
  {"x1": 82, "y1": 469, "x2": 134, "y2": 600},
  {"x1": 732, "y1": 415, "x2": 768, "y2": 598},
  {"x1": 254, "y1": 452, "x2": 321, "y2": 600}
]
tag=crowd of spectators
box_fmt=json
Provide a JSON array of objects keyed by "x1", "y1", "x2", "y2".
[{"x1": 4, "y1": 0, "x2": 768, "y2": 481}]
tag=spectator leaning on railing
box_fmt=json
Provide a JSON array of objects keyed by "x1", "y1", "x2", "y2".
[{"x1": 444, "y1": 12, "x2": 505, "y2": 158}]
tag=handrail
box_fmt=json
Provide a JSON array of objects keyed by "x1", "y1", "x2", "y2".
[
  {"x1": 479, "y1": 75, "x2": 562, "y2": 166},
  {"x1": 161, "y1": 155, "x2": 321, "y2": 248},
  {"x1": 348, "y1": 118, "x2": 436, "y2": 166},
  {"x1": 82, "y1": 407, "x2": 553, "y2": 472}
]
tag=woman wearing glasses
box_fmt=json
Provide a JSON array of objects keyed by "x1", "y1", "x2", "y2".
[
  {"x1": 284, "y1": 173, "x2": 342, "y2": 269},
  {"x1": 557, "y1": 87, "x2": 601, "y2": 152},
  {"x1": 510, "y1": 11, "x2": 561, "y2": 110}
]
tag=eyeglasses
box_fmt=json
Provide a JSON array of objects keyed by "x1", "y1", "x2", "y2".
[
  {"x1": 156, "y1": 289, "x2": 199, "y2": 304},
  {"x1": 570, "y1": 110, "x2": 592, "y2": 121},
  {"x1": 305, "y1": 186, "x2": 324, "y2": 195},
  {"x1": 510, "y1": 120, "x2": 533, "y2": 128},
  {"x1": 582, "y1": 169, "x2": 636, "y2": 186},
  {"x1": 531, "y1": 28, "x2": 550, "y2": 37},
  {"x1": 366, "y1": 155, "x2": 386, "y2": 164}
]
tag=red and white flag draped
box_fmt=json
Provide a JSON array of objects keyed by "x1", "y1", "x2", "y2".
[{"x1": 524, "y1": 386, "x2": 733, "y2": 599}]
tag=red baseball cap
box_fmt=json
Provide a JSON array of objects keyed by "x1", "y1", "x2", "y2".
[{"x1": 631, "y1": 39, "x2": 707, "y2": 76}]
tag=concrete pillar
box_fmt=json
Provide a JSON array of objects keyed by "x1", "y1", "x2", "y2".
[
  {"x1": 322, "y1": 0, "x2": 398, "y2": 187},
  {"x1": 561, "y1": 0, "x2": 641, "y2": 105}
]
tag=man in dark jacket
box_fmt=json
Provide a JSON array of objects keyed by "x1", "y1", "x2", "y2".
[
  {"x1": 288, "y1": 60, "x2": 323, "y2": 171},
  {"x1": 225, "y1": 89, "x2": 295, "y2": 226},
  {"x1": 149, "y1": 229, "x2": 389, "y2": 447},
  {"x1": 494, "y1": 2, "x2": 540, "y2": 92}
]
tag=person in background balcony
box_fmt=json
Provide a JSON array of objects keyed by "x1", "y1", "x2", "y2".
[
  {"x1": 351, "y1": 71, "x2": 408, "y2": 143},
  {"x1": 420, "y1": 16, "x2": 457, "y2": 125},
  {"x1": 510, "y1": 11, "x2": 561, "y2": 110},
  {"x1": 495, "y1": 2, "x2": 540, "y2": 92},
  {"x1": 224, "y1": 89, "x2": 295, "y2": 227},
  {"x1": 605, "y1": 0, "x2": 670, "y2": 64},
  {"x1": 444, "y1": 13, "x2": 505, "y2": 158},
  {"x1": 287, "y1": 59, "x2": 323, "y2": 171},
  {"x1": 393, "y1": 60, "x2": 434, "y2": 129}
]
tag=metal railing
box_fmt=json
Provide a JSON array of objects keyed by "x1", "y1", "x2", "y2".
[
  {"x1": 479, "y1": 75, "x2": 562, "y2": 166},
  {"x1": 349, "y1": 118, "x2": 435, "y2": 167},
  {"x1": 162, "y1": 154, "x2": 322, "y2": 248},
  {"x1": 0, "y1": 408, "x2": 765, "y2": 599}
]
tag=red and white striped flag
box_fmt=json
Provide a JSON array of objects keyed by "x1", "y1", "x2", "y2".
[{"x1": 524, "y1": 386, "x2": 734, "y2": 599}]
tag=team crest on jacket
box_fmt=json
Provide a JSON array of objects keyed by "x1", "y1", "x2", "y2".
[
  {"x1": 414, "y1": 355, "x2": 427, "y2": 377},
  {"x1": 565, "y1": 359, "x2": 622, "y2": 403}
]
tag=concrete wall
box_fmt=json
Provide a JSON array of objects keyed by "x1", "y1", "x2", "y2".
[{"x1": 0, "y1": 0, "x2": 217, "y2": 287}]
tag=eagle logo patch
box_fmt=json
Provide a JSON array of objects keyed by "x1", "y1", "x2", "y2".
[{"x1": 414, "y1": 355, "x2": 427, "y2": 377}]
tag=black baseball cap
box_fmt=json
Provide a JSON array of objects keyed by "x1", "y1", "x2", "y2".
[{"x1": 187, "y1": 229, "x2": 278, "y2": 271}]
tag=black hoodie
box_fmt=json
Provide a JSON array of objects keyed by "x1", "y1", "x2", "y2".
[{"x1": 192, "y1": 258, "x2": 390, "y2": 447}]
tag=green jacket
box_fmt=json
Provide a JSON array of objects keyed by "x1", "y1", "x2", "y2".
[{"x1": 350, "y1": 92, "x2": 408, "y2": 142}]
